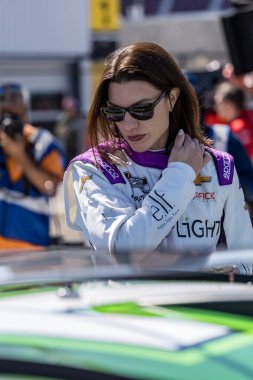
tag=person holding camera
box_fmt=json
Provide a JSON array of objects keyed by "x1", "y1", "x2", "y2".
[{"x1": 0, "y1": 83, "x2": 65, "y2": 249}]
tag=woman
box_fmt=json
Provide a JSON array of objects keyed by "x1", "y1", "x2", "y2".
[{"x1": 64, "y1": 42, "x2": 253, "y2": 271}]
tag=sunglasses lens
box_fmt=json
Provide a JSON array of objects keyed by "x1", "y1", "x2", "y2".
[
  {"x1": 102, "y1": 107, "x2": 124, "y2": 122},
  {"x1": 130, "y1": 104, "x2": 154, "y2": 120},
  {"x1": 101, "y1": 95, "x2": 161, "y2": 122}
]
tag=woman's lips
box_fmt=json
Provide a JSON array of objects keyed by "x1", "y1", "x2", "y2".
[{"x1": 127, "y1": 134, "x2": 146, "y2": 142}]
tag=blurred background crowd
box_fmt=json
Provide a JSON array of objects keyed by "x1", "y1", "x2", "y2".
[{"x1": 0, "y1": 0, "x2": 253, "y2": 248}]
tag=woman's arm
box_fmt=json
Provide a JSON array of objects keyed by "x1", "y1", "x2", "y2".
[
  {"x1": 64, "y1": 160, "x2": 196, "y2": 252},
  {"x1": 64, "y1": 130, "x2": 210, "y2": 252}
]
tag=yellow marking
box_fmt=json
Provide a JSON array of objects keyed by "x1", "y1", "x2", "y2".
[
  {"x1": 79, "y1": 175, "x2": 92, "y2": 193},
  {"x1": 90, "y1": 0, "x2": 120, "y2": 31},
  {"x1": 194, "y1": 175, "x2": 212, "y2": 185}
]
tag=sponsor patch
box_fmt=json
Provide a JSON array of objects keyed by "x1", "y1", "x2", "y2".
[
  {"x1": 222, "y1": 153, "x2": 232, "y2": 180},
  {"x1": 96, "y1": 156, "x2": 121, "y2": 180},
  {"x1": 206, "y1": 148, "x2": 234, "y2": 185},
  {"x1": 176, "y1": 218, "x2": 221, "y2": 238},
  {"x1": 194, "y1": 192, "x2": 215, "y2": 202},
  {"x1": 124, "y1": 171, "x2": 150, "y2": 194}
]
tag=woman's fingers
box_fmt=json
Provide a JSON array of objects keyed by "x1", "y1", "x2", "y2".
[
  {"x1": 169, "y1": 131, "x2": 210, "y2": 175},
  {"x1": 173, "y1": 129, "x2": 185, "y2": 150}
]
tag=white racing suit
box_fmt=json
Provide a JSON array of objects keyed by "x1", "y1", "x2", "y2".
[{"x1": 64, "y1": 141, "x2": 253, "y2": 273}]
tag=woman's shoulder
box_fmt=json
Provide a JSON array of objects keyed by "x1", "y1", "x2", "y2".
[{"x1": 67, "y1": 141, "x2": 128, "y2": 184}]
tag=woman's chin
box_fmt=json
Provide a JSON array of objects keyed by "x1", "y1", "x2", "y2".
[
  {"x1": 126, "y1": 138, "x2": 151, "y2": 152},
  {"x1": 128, "y1": 143, "x2": 149, "y2": 152}
]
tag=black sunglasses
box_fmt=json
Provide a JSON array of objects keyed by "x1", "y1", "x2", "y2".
[{"x1": 101, "y1": 91, "x2": 166, "y2": 122}]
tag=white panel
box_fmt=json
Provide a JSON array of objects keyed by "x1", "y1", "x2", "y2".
[
  {"x1": 0, "y1": 0, "x2": 90, "y2": 55},
  {"x1": 120, "y1": 12, "x2": 229, "y2": 67},
  {"x1": 0, "y1": 61, "x2": 69, "y2": 92}
]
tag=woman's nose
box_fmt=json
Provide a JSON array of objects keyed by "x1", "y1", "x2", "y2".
[{"x1": 121, "y1": 112, "x2": 139, "y2": 130}]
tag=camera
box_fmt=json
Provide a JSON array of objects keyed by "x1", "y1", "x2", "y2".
[{"x1": 0, "y1": 113, "x2": 24, "y2": 139}]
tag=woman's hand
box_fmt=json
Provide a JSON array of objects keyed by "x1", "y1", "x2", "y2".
[
  {"x1": 168, "y1": 129, "x2": 211, "y2": 175},
  {"x1": 0, "y1": 131, "x2": 26, "y2": 160}
]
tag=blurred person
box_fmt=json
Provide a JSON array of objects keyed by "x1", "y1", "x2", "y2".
[
  {"x1": 222, "y1": 62, "x2": 253, "y2": 98},
  {"x1": 0, "y1": 83, "x2": 65, "y2": 249},
  {"x1": 185, "y1": 71, "x2": 253, "y2": 222},
  {"x1": 55, "y1": 95, "x2": 87, "y2": 165},
  {"x1": 64, "y1": 42, "x2": 253, "y2": 273},
  {"x1": 213, "y1": 81, "x2": 253, "y2": 163}
]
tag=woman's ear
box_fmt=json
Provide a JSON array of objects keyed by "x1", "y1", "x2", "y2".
[{"x1": 168, "y1": 88, "x2": 180, "y2": 111}]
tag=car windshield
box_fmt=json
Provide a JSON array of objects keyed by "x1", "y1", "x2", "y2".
[{"x1": 0, "y1": 246, "x2": 253, "y2": 288}]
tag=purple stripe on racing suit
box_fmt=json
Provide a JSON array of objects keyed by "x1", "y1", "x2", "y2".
[
  {"x1": 206, "y1": 147, "x2": 234, "y2": 186},
  {"x1": 70, "y1": 144, "x2": 234, "y2": 186}
]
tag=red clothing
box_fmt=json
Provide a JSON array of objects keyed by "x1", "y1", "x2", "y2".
[
  {"x1": 205, "y1": 110, "x2": 253, "y2": 160},
  {"x1": 204, "y1": 112, "x2": 228, "y2": 126},
  {"x1": 230, "y1": 110, "x2": 253, "y2": 160}
]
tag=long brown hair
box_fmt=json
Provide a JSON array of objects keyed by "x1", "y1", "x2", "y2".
[{"x1": 87, "y1": 42, "x2": 209, "y2": 155}]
